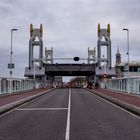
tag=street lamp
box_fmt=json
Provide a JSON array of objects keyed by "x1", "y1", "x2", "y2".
[
  {"x1": 33, "y1": 60, "x2": 36, "y2": 80},
  {"x1": 33, "y1": 60, "x2": 39, "y2": 89},
  {"x1": 9, "y1": 28, "x2": 18, "y2": 94},
  {"x1": 123, "y1": 28, "x2": 130, "y2": 93}
]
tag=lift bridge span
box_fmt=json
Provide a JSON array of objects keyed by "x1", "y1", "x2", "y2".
[
  {"x1": 25, "y1": 60, "x2": 96, "y2": 78},
  {"x1": 44, "y1": 63, "x2": 95, "y2": 76},
  {"x1": 24, "y1": 23, "x2": 115, "y2": 81}
]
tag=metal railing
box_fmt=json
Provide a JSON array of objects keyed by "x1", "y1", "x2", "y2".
[
  {"x1": 105, "y1": 77, "x2": 140, "y2": 95},
  {"x1": 0, "y1": 77, "x2": 35, "y2": 94}
]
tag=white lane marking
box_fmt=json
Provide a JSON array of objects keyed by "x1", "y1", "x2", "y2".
[
  {"x1": 0, "y1": 99, "x2": 32, "y2": 118},
  {"x1": 0, "y1": 109, "x2": 15, "y2": 118},
  {"x1": 88, "y1": 91, "x2": 140, "y2": 120},
  {"x1": 65, "y1": 88, "x2": 71, "y2": 140},
  {"x1": 15, "y1": 108, "x2": 68, "y2": 111},
  {"x1": 0, "y1": 89, "x2": 67, "y2": 117}
]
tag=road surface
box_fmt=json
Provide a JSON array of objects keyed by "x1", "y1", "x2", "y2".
[{"x1": 0, "y1": 88, "x2": 139, "y2": 140}]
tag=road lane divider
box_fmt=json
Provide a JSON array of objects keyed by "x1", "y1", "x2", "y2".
[{"x1": 65, "y1": 88, "x2": 71, "y2": 140}]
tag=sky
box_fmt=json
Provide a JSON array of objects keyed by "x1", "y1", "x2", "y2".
[{"x1": 0, "y1": 0, "x2": 140, "y2": 81}]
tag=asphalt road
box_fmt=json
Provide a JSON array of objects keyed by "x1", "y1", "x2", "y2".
[{"x1": 0, "y1": 88, "x2": 140, "y2": 140}]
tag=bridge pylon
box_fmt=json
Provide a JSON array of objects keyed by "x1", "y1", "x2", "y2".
[
  {"x1": 96, "y1": 23, "x2": 116, "y2": 78},
  {"x1": 88, "y1": 47, "x2": 96, "y2": 64},
  {"x1": 45, "y1": 47, "x2": 53, "y2": 64},
  {"x1": 29, "y1": 24, "x2": 43, "y2": 68},
  {"x1": 25, "y1": 24, "x2": 45, "y2": 78},
  {"x1": 97, "y1": 23, "x2": 111, "y2": 68}
]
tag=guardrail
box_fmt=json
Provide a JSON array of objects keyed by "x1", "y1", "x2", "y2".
[
  {"x1": 0, "y1": 77, "x2": 35, "y2": 94},
  {"x1": 105, "y1": 77, "x2": 140, "y2": 95}
]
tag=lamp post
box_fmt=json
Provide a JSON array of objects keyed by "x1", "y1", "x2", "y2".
[
  {"x1": 33, "y1": 60, "x2": 38, "y2": 89},
  {"x1": 123, "y1": 28, "x2": 130, "y2": 93},
  {"x1": 9, "y1": 28, "x2": 18, "y2": 94},
  {"x1": 33, "y1": 60, "x2": 36, "y2": 80}
]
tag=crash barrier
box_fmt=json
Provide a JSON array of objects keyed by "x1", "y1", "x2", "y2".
[
  {"x1": 0, "y1": 77, "x2": 35, "y2": 94},
  {"x1": 105, "y1": 77, "x2": 140, "y2": 95}
]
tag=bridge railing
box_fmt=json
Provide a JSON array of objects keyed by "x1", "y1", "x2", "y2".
[
  {"x1": 0, "y1": 77, "x2": 35, "y2": 94},
  {"x1": 105, "y1": 77, "x2": 140, "y2": 95}
]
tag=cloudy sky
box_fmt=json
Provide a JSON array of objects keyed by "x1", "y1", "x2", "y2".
[{"x1": 0, "y1": 0, "x2": 140, "y2": 80}]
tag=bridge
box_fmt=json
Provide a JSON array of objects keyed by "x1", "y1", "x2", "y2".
[
  {"x1": 0, "y1": 24, "x2": 140, "y2": 140},
  {"x1": 24, "y1": 23, "x2": 115, "y2": 82},
  {"x1": 43, "y1": 63, "x2": 95, "y2": 76},
  {"x1": 0, "y1": 88, "x2": 140, "y2": 140}
]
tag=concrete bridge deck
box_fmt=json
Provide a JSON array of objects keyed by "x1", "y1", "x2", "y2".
[
  {"x1": 0, "y1": 88, "x2": 139, "y2": 140},
  {"x1": 0, "y1": 88, "x2": 139, "y2": 114}
]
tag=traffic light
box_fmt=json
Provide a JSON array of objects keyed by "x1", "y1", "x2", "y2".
[{"x1": 74, "y1": 57, "x2": 79, "y2": 61}]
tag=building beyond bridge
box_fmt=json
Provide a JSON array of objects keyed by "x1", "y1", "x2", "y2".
[{"x1": 115, "y1": 48, "x2": 140, "y2": 77}]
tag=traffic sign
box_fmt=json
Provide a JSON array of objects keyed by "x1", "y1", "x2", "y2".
[
  {"x1": 8, "y1": 63, "x2": 15, "y2": 69},
  {"x1": 102, "y1": 74, "x2": 107, "y2": 79}
]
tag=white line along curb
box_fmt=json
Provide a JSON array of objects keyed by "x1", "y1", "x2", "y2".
[{"x1": 0, "y1": 88, "x2": 55, "y2": 115}]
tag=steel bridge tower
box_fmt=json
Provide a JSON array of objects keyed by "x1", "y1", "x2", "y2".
[
  {"x1": 45, "y1": 47, "x2": 53, "y2": 64},
  {"x1": 88, "y1": 47, "x2": 96, "y2": 64},
  {"x1": 95, "y1": 23, "x2": 115, "y2": 77},
  {"x1": 97, "y1": 23, "x2": 111, "y2": 68},
  {"x1": 25, "y1": 24, "x2": 45, "y2": 78},
  {"x1": 29, "y1": 24, "x2": 43, "y2": 68}
]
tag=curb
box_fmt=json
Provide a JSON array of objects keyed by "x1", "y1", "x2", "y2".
[
  {"x1": 0, "y1": 88, "x2": 46, "y2": 98},
  {"x1": 0, "y1": 88, "x2": 55, "y2": 115},
  {"x1": 87, "y1": 89, "x2": 140, "y2": 116}
]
